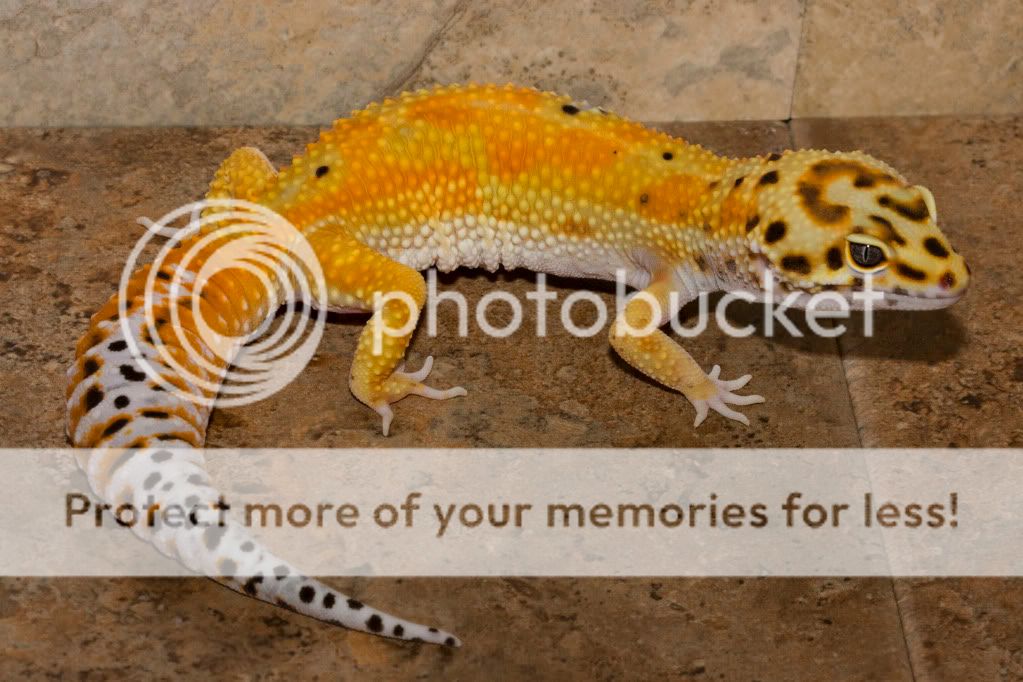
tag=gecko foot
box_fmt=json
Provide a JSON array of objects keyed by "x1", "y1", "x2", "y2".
[
  {"x1": 690, "y1": 365, "x2": 765, "y2": 428},
  {"x1": 368, "y1": 356, "x2": 467, "y2": 436}
]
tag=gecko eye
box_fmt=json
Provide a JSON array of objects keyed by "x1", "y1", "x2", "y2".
[{"x1": 847, "y1": 239, "x2": 887, "y2": 272}]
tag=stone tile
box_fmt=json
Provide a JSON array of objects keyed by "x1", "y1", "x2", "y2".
[
  {"x1": 0, "y1": 1, "x2": 803, "y2": 126},
  {"x1": 793, "y1": 115, "x2": 1023, "y2": 680},
  {"x1": 793, "y1": 0, "x2": 1023, "y2": 118},
  {"x1": 403, "y1": 1, "x2": 804, "y2": 122},
  {"x1": 0, "y1": 1, "x2": 463, "y2": 126},
  {"x1": 0, "y1": 121, "x2": 912, "y2": 678}
]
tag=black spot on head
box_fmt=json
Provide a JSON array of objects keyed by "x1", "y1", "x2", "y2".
[
  {"x1": 879, "y1": 195, "x2": 929, "y2": 221},
  {"x1": 161, "y1": 481, "x2": 174, "y2": 491},
  {"x1": 323, "y1": 592, "x2": 336, "y2": 609},
  {"x1": 315, "y1": 165, "x2": 329, "y2": 178},
  {"x1": 156, "y1": 270, "x2": 171, "y2": 281},
  {"x1": 639, "y1": 193, "x2": 649, "y2": 204},
  {"x1": 827, "y1": 247, "x2": 844, "y2": 270},
  {"x1": 429, "y1": 627, "x2": 438, "y2": 633},
  {"x1": 143, "y1": 472, "x2": 161, "y2": 490},
  {"x1": 108, "y1": 340, "x2": 128, "y2": 352},
  {"x1": 119, "y1": 365, "x2": 147, "y2": 382},
  {"x1": 745, "y1": 215, "x2": 760, "y2": 232},
  {"x1": 662, "y1": 151, "x2": 673, "y2": 161},
  {"x1": 734, "y1": 176, "x2": 745, "y2": 187},
  {"x1": 299, "y1": 586, "x2": 315, "y2": 603},
  {"x1": 187, "y1": 473, "x2": 208, "y2": 486},
  {"x1": 798, "y1": 182, "x2": 850, "y2": 224},
  {"x1": 924, "y1": 237, "x2": 949, "y2": 258},
  {"x1": 758, "y1": 170, "x2": 779, "y2": 185},
  {"x1": 561, "y1": 104, "x2": 579, "y2": 115},
  {"x1": 767, "y1": 152, "x2": 781, "y2": 161},
  {"x1": 203, "y1": 525, "x2": 227, "y2": 551},
  {"x1": 84, "y1": 386, "x2": 104, "y2": 411},
  {"x1": 781, "y1": 255, "x2": 812, "y2": 275},
  {"x1": 83, "y1": 358, "x2": 100, "y2": 377},
  {"x1": 896, "y1": 263, "x2": 927, "y2": 281},
  {"x1": 347, "y1": 598, "x2": 364, "y2": 610},
  {"x1": 393, "y1": 624, "x2": 405, "y2": 637},
  {"x1": 113, "y1": 395, "x2": 130, "y2": 409},
  {"x1": 141, "y1": 410, "x2": 169, "y2": 419},
  {"x1": 764, "y1": 221, "x2": 786, "y2": 244},
  {"x1": 102, "y1": 418, "x2": 129, "y2": 437},
  {"x1": 870, "y1": 214, "x2": 892, "y2": 229},
  {"x1": 366, "y1": 614, "x2": 384, "y2": 632},
  {"x1": 853, "y1": 174, "x2": 876, "y2": 188},
  {"x1": 240, "y1": 541, "x2": 254, "y2": 552}
]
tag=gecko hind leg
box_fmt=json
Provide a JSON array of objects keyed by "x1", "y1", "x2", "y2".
[
  {"x1": 307, "y1": 229, "x2": 467, "y2": 435},
  {"x1": 372, "y1": 356, "x2": 467, "y2": 435}
]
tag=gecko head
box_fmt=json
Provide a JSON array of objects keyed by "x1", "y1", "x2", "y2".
[{"x1": 747, "y1": 150, "x2": 970, "y2": 310}]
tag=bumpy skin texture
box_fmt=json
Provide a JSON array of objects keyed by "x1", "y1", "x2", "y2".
[{"x1": 66, "y1": 84, "x2": 969, "y2": 644}]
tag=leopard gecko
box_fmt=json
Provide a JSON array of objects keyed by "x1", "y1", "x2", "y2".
[{"x1": 65, "y1": 83, "x2": 970, "y2": 645}]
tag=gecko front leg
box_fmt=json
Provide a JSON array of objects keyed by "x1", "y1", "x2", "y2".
[{"x1": 609, "y1": 269, "x2": 764, "y2": 427}]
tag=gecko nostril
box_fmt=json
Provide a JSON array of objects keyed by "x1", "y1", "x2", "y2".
[{"x1": 939, "y1": 272, "x2": 956, "y2": 289}]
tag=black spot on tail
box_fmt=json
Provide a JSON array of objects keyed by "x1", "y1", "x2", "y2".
[
  {"x1": 204, "y1": 525, "x2": 227, "y2": 551},
  {"x1": 366, "y1": 614, "x2": 383, "y2": 632},
  {"x1": 561, "y1": 104, "x2": 579, "y2": 115},
  {"x1": 102, "y1": 418, "x2": 129, "y2": 438},
  {"x1": 394, "y1": 624, "x2": 405, "y2": 637},
  {"x1": 299, "y1": 586, "x2": 315, "y2": 603},
  {"x1": 323, "y1": 593, "x2": 336, "y2": 609},
  {"x1": 108, "y1": 340, "x2": 128, "y2": 352},
  {"x1": 84, "y1": 386, "x2": 104, "y2": 411},
  {"x1": 347, "y1": 598, "x2": 364, "y2": 610},
  {"x1": 119, "y1": 365, "x2": 147, "y2": 382}
]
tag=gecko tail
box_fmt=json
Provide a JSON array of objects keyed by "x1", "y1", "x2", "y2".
[
  {"x1": 64, "y1": 146, "x2": 460, "y2": 646},
  {"x1": 73, "y1": 443, "x2": 460, "y2": 647}
]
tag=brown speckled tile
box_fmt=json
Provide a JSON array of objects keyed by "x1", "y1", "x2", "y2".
[
  {"x1": 792, "y1": 0, "x2": 1023, "y2": 118},
  {"x1": 793, "y1": 115, "x2": 1023, "y2": 681},
  {"x1": 0, "y1": 121, "x2": 914, "y2": 679}
]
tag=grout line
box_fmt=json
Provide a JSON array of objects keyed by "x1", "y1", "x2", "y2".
[
  {"x1": 833, "y1": 335, "x2": 919, "y2": 681},
  {"x1": 786, "y1": 0, "x2": 813, "y2": 121}
]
